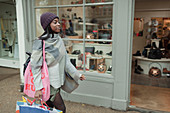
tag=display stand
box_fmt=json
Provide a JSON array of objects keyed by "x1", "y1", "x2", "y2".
[{"x1": 133, "y1": 56, "x2": 170, "y2": 76}]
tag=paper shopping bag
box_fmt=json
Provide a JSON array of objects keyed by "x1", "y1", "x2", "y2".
[{"x1": 16, "y1": 96, "x2": 63, "y2": 113}]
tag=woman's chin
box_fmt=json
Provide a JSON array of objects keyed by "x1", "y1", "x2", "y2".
[{"x1": 54, "y1": 30, "x2": 60, "y2": 33}]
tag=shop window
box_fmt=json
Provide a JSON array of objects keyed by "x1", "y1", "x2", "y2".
[
  {"x1": 34, "y1": 0, "x2": 113, "y2": 75},
  {"x1": 84, "y1": 5, "x2": 112, "y2": 74},
  {"x1": 0, "y1": 2, "x2": 19, "y2": 60},
  {"x1": 35, "y1": 0, "x2": 57, "y2": 6},
  {"x1": 58, "y1": 7, "x2": 83, "y2": 38}
]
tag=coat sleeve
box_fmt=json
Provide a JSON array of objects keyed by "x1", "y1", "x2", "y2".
[
  {"x1": 65, "y1": 52, "x2": 81, "y2": 82},
  {"x1": 30, "y1": 40, "x2": 43, "y2": 91}
]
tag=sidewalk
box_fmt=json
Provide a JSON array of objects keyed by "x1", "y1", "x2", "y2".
[{"x1": 0, "y1": 67, "x2": 142, "y2": 113}]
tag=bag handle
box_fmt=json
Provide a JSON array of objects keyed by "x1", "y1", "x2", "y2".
[
  {"x1": 42, "y1": 40, "x2": 46, "y2": 62},
  {"x1": 29, "y1": 98, "x2": 51, "y2": 110}
]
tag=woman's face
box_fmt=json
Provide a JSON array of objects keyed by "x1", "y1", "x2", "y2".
[{"x1": 50, "y1": 18, "x2": 60, "y2": 33}]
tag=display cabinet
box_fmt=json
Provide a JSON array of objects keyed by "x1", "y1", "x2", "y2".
[{"x1": 0, "y1": 2, "x2": 19, "y2": 68}]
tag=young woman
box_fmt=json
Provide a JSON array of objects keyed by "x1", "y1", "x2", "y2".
[{"x1": 30, "y1": 12, "x2": 85, "y2": 113}]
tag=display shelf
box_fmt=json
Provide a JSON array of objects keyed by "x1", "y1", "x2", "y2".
[
  {"x1": 72, "y1": 42, "x2": 112, "y2": 46},
  {"x1": 133, "y1": 56, "x2": 170, "y2": 62},
  {"x1": 78, "y1": 22, "x2": 99, "y2": 26},
  {"x1": 0, "y1": 57, "x2": 19, "y2": 68},
  {"x1": 68, "y1": 54, "x2": 112, "y2": 59},
  {"x1": 133, "y1": 56, "x2": 170, "y2": 76}
]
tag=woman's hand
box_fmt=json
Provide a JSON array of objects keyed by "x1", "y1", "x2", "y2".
[
  {"x1": 34, "y1": 90, "x2": 42, "y2": 100},
  {"x1": 80, "y1": 74, "x2": 86, "y2": 81}
]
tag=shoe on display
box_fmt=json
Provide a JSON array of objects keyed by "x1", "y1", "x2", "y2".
[
  {"x1": 144, "y1": 44, "x2": 151, "y2": 48},
  {"x1": 133, "y1": 50, "x2": 141, "y2": 56},
  {"x1": 142, "y1": 48, "x2": 148, "y2": 57},
  {"x1": 72, "y1": 50, "x2": 81, "y2": 55},
  {"x1": 78, "y1": 17, "x2": 83, "y2": 22},
  {"x1": 107, "y1": 65, "x2": 112, "y2": 71},
  {"x1": 137, "y1": 65, "x2": 143, "y2": 71},
  {"x1": 95, "y1": 50, "x2": 103, "y2": 55},
  {"x1": 152, "y1": 42, "x2": 157, "y2": 48},
  {"x1": 163, "y1": 68, "x2": 170, "y2": 74},
  {"x1": 106, "y1": 51, "x2": 112, "y2": 56},
  {"x1": 134, "y1": 68, "x2": 141, "y2": 74},
  {"x1": 90, "y1": 65, "x2": 95, "y2": 70}
]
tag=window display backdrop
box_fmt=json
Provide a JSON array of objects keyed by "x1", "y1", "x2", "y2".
[
  {"x1": 34, "y1": 0, "x2": 113, "y2": 75},
  {"x1": 0, "y1": 2, "x2": 19, "y2": 61}
]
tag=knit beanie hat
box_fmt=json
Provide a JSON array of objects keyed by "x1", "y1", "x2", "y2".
[{"x1": 40, "y1": 12, "x2": 59, "y2": 30}]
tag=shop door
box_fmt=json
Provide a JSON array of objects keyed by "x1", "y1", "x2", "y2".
[{"x1": 130, "y1": 0, "x2": 170, "y2": 112}]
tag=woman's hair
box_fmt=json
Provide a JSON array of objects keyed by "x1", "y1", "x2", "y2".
[{"x1": 39, "y1": 25, "x2": 56, "y2": 40}]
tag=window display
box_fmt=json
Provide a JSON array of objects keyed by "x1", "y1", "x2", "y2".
[
  {"x1": 0, "y1": 6, "x2": 18, "y2": 60},
  {"x1": 34, "y1": 0, "x2": 113, "y2": 75}
]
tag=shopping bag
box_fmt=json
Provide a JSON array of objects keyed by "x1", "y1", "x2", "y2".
[
  {"x1": 16, "y1": 96, "x2": 35, "y2": 113},
  {"x1": 24, "y1": 40, "x2": 50, "y2": 101},
  {"x1": 16, "y1": 96, "x2": 63, "y2": 113}
]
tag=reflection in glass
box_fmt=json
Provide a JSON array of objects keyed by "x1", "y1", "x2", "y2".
[
  {"x1": 35, "y1": 0, "x2": 57, "y2": 6},
  {"x1": 58, "y1": 7, "x2": 83, "y2": 38},
  {"x1": 35, "y1": 8, "x2": 57, "y2": 37},
  {"x1": 85, "y1": 5, "x2": 112, "y2": 43}
]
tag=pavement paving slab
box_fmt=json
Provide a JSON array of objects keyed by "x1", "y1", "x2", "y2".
[{"x1": 0, "y1": 67, "x2": 141, "y2": 113}]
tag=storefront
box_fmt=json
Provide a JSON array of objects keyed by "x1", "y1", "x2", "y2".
[
  {"x1": 0, "y1": 0, "x2": 134, "y2": 111},
  {"x1": 131, "y1": 0, "x2": 170, "y2": 112},
  {"x1": 0, "y1": 0, "x2": 19, "y2": 68}
]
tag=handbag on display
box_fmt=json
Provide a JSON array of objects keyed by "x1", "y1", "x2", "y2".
[
  {"x1": 148, "y1": 48, "x2": 162, "y2": 59},
  {"x1": 85, "y1": 47, "x2": 95, "y2": 54},
  {"x1": 61, "y1": 72, "x2": 79, "y2": 93},
  {"x1": 24, "y1": 40, "x2": 50, "y2": 101}
]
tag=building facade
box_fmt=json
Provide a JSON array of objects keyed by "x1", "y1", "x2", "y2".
[{"x1": 0, "y1": 0, "x2": 134, "y2": 111}]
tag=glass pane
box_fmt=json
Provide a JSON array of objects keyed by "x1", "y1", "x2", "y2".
[
  {"x1": 58, "y1": 7, "x2": 83, "y2": 39},
  {"x1": 35, "y1": 0, "x2": 57, "y2": 6},
  {"x1": 65, "y1": 40, "x2": 84, "y2": 71},
  {"x1": 0, "y1": 3, "x2": 19, "y2": 60},
  {"x1": 86, "y1": 0, "x2": 113, "y2": 3},
  {"x1": 35, "y1": 8, "x2": 57, "y2": 37},
  {"x1": 58, "y1": 0, "x2": 83, "y2": 5},
  {"x1": 84, "y1": 42, "x2": 112, "y2": 74},
  {"x1": 85, "y1": 5, "x2": 112, "y2": 43}
]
